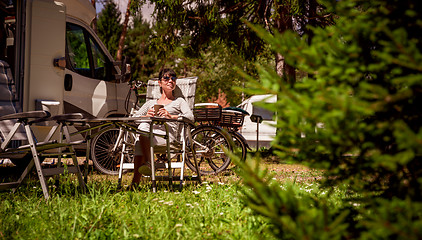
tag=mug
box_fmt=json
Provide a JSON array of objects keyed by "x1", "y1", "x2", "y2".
[{"x1": 154, "y1": 104, "x2": 164, "y2": 113}]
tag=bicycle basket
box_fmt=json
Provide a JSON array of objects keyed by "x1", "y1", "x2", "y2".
[
  {"x1": 193, "y1": 105, "x2": 222, "y2": 122},
  {"x1": 219, "y1": 110, "x2": 245, "y2": 128}
]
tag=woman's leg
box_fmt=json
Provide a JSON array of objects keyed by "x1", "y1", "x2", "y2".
[{"x1": 131, "y1": 134, "x2": 152, "y2": 185}]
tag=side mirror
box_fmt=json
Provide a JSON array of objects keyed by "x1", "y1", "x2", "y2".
[
  {"x1": 112, "y1": 56, "x2": 131, "y2": 83},
  {"x1": 122, "y1": 63, "x2": 131, "y2": 83},
  {"x1": 250, "y1": 114, "x2": 263, "y2": 123}
]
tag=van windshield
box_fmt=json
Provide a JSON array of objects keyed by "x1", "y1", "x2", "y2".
[{"x1": 66, "y1": 23, "x2": 109, "y2": 80}]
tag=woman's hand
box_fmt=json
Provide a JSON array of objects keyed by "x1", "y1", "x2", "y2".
[
  {"x1": 146, "y1": 107, "x2": 155, "y2": 117},
  {"x1": 156, "y1": 108, "x2": 174, "y2": 119}
]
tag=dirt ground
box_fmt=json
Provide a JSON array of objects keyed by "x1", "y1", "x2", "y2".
[{"x1": 1, "y1": 156, "x2": 322, "y2": 188}]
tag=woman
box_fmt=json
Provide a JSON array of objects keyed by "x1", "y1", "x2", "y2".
[{"x1": 131, "y1": 68, "x2": 194, "y2": 186}]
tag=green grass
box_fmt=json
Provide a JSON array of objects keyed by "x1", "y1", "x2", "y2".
[
  {"x1": 0, "y1": 174, "x2": 274, "y2": 240},
  {"x1": 0, "y1": 160, "x2": 347, "y2": 240}
]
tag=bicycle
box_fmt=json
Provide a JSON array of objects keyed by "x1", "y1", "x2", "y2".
[
  {"x1": 184, "y1": 103, "x2": 248, "y2": 175},
  {"x1": 90, "y1": 80, "x2": 145, "y2": 175},
  {"x1": 90, "y1": 79, "x2": 249, "y2": 177},
  {"x1": 218, "y1": 106, "x2": 250, "y2": 163},
  {"x1": 90, "y1": 79, "x2": 233, "y2": 177}
]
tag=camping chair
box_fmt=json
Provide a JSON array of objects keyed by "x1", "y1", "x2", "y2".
[
  {"x1": 0, "y1": 111, "x2": 86, "y2": 200},
  {"x1": 117, "y1": 77, "x2": 201, "y2": 190},
  {"x1": 0, "y1": 60, "x2": 25, "y2": 146}
]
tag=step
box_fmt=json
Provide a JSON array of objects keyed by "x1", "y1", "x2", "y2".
[{"x1": 121, "y1": 162, "x2": 184, "y2": 170}]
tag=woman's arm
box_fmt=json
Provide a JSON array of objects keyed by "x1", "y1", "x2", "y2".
[
  {"x1": 177, "y1": 98, "x2": 194, "y2": 121},
  {"x1": 131, "y1": 100, "x2": 155, "y2": 117},
  {"x1": 156, "y1": 98, "x2": 193, "y2": 120}
]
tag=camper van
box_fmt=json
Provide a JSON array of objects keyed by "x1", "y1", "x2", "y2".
[
  {"x1": 237, "y1": 94, "x2": 277, "y2": 149},
  {"x1": 0, "y1": 0, "x2": 135, "y2": 120}
]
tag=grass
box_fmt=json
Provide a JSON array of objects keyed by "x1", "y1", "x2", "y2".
[
  {"x1": 0, "y1": 158, "x2": 331, "y2": 239},
  {"x1": 0, "y1": 179, "x2": 272, "y2": 239}
]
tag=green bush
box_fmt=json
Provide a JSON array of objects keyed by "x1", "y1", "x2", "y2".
[{"x1": 236, "y1": 0, "x2": 422, "y2": 238}]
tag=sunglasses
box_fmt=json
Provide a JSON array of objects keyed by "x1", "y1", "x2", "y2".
[{"x1": 162, "y1": 76, "x2": 177, "y2": 82}]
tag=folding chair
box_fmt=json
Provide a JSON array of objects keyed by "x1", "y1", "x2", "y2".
[
  {"x1": 0, "y1": 111, "x2": 86, "y2": 200},
  {"x1": 117, "y1": 77, "x2": 201, "y2": 190},
  {"x1": 0, "y1": 60, "x2": 25, "y2": 150}
]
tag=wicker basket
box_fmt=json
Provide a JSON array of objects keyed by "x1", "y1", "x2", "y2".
[
  {"x1": 219, "y1": 110, "x2": 245, "y2": 127},
  {"x1": 193, "y1": 106, "x2": 222, "y2": 122}
]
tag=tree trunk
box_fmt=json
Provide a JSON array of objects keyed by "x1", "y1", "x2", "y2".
[
  {"x1": 275, "y1": 52, "x2": 295, "y2": 83},
  {"x1": 306, "y1": 0, "x2": 317, "y2": 80},
  {"x1": 307, "y1": 0, "x2": 317, "y2": 43},
  {"x1": 274, "y1": 3, "x2": 296, "y2": 84},
  {"x1": 91, "y1": 0, "x2": 97, "y2": 33},
  {"x1": 116, "y1": 0, "x2": 132, "y2": 61}
]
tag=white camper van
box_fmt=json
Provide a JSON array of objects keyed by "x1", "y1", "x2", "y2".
[
  {"x1": 0, "y1": 0, "x2": 135, "y2": 120},
  {"x1": 238, "y1": 94, "x2": 277, "y2": 149}
]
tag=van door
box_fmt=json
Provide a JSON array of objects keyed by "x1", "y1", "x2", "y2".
[
  {"x1": 26, "y1": 0, "x2": 66, "y2": 114},
  {"x1": 238, "y1": 95, "x2": 277, "y2": 149},
  {"x1": 63, "y1": 19, "x2": 117, "y2": 118}
]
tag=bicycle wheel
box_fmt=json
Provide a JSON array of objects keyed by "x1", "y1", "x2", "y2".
[
  {"x1": 185, "y1": 125, "x2": 232, "y2": 175},
  {"x1": 91, "y1": 128, "x2": 134, "y2": 175},
  {"x1": 231, "y1": 131, "x2": 248, "y2": 160}
]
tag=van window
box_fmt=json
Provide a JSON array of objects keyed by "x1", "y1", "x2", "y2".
[
  {"x1": 89, "y1": 37, "x2": 107, "y2": 79},
  {"x1": 252, "y1": 105, "x2": 274, "y2": 120},
  {"x1": 66, "y1": 24, "x2": 90, "y2": 77},
  {"x1": 66, "y1": 23, "x2": 110, "y2": 80}
]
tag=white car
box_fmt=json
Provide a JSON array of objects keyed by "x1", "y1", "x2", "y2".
[{"x1": 237, "y1": 94, "x2": 277, "y2": 149}]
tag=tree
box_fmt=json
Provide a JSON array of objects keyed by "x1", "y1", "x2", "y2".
[
  {"x1": 144, "y1": 0, "x2": 271, "y2": 104},
  {"x1": 124, "y1": 11, "x2": 157, "y2": 82},
  {"x1": 116, "y1": 0, "x2": 132, "y2": 61},
  {"x1": 236, "y1": 0, "x2": 422, "y2": 238},
  {"x1": 97, "y1": 0, "x2": 122, "y2": 58},
  {"x1": 91, "y1": 0, "x2": 97, "y2": 32},
  {"x1": 189, "y1": 41, "x2": 271, "y2": 105},
  {"x1": 149, "y1": 0, "x2": 330, "y2": 81},
  {"x1": 143, "y1": 0, "x2": 331, "y2": 105}
]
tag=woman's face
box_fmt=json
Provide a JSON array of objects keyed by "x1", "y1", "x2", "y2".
[{"x1": 159, "y1": 74, "x2": 177, "y2": 92}]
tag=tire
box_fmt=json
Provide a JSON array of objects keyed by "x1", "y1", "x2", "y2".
[
  {"x1": 232, "y1": 132, "x2": 247, "y2": 161},
  {"x1": 185, "y1": 126, "x2": 232, "y2": 175},
  {"x1": 226, "y1": 131, "x2": 248, "y2": 170},
  {"x1": 91, "y1": 128, "x2": 134, "y2": 175}
]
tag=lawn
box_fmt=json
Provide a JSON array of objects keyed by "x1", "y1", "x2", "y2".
[{"x1": 0, "y1": 159, "x2": 325, "y2": 239}]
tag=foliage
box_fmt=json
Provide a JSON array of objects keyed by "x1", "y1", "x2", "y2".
[
  {"x1": 94, "y1": 0, "x2": 329, "y2": 106},
  {"x1": 124, "y1": 11, "x2": 157, "y2": 83},
  {"x1": 148, "y1": 0, "x2": 327, "y2": 61},
  {"x1": 186, "y1": 42, "x2": 268, "y2": 106},
  {"x1": 148, "y1": 0, "x2": 331, "y2": 83},
  {"x1": 107, "y1": 1, "x2": 254, "y2": 105},
  {"x1": 236, "y1": 0, "x2": 422, "y2": 238},
  {"x1": 143, "y1": 0, "x2": 283, "y2": 105},
  {"x1": 97, "y1": 0, "x2": 122, "y2": 59},
  {"x1": 0, "y1": 177, "x2": 274, "y2": 239},
  {"x1": 234, "y1": 155, "x2": 351, "y2": 239},
  {"x1": 66, "y1": 26, "x2": 89, "y2": 69}
]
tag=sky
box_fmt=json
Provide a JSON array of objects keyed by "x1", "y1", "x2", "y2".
[{"x1": 95, "y1": 0, "x2": 154, "y2": 23}]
